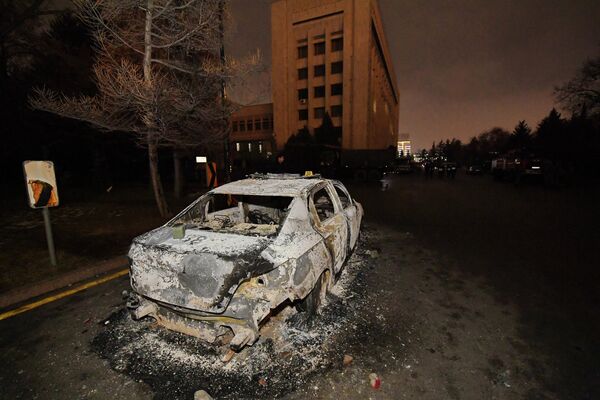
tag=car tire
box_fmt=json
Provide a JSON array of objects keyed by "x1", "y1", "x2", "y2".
[{"x1": 296, "y1": 271, "x2": 330, "y2": 316}]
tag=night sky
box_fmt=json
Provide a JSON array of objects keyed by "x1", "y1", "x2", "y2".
[{"x1": 228, "y1": 0, "x2": 600, "y2": 150}]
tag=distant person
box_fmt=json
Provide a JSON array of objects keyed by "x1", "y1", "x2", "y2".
[
  {"x1": 271, "y1": 152, "x2": 287, "y2": 174},
  {"x1": 231, "y1": 159, "x2": 244, "y2": 181},
  {"x1": 424, "y1": 161, "x2": 433, "y2": 179}
]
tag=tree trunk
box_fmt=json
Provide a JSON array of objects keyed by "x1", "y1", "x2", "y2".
[
  {"x1": 142, "y1": 0, "x2": 170, "y2": 217},
  {"x1": 173, "y1": 148, "x2": 184, "y2": 199},
  {"x1": 143, "y1": 0, "x2": 153, "y2": 82},
  {"x1": 148, "y1": 141, "x2": 170, "y2": 218}
]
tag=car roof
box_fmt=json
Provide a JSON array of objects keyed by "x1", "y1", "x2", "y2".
[{"x1": 211, "y1": 176, "x2": 327, "y2": 197}]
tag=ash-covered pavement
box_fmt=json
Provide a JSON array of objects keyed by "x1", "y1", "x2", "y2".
[
  {"x1": 91, "y1": 229, "x2": 385, "y2": 399},
  {"x1": 1, "y1": 175, "x2": 599, "y2": 399}
]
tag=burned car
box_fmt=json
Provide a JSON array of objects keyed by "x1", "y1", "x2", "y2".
[{"x1": 127, "y1": 174, "x2": 362, "y2": 352}]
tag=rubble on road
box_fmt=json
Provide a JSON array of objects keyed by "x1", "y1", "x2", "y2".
[
  {"x1": 343, "y1": 355, "x2": 354, "y2": 366},
  {"x1": 369, "y1": 372, "x2": 381, "y2": 389},
  {"x1": 193, "y1": 389, "x2": 212, "y2": 400}
]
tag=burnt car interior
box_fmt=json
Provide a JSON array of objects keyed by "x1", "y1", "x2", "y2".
[
  {"x1": 173, "y1": 194, "x2": 293, "y2": 237},
  {"x1": 312, "y1": 188, "x2": 336, "y2": 222}
]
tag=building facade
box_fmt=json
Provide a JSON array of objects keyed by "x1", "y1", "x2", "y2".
[
  {"x1": 230, "y1": 103, "x2": 275, "y2": 162},
  {"x1": 397, "y1": 133, "x2": 411, "y2": 157},
  {"x1": 271, "y1": 0, "x2": 399, "y2": 151}
]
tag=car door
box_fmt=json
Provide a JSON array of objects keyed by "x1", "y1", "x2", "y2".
[
  {"x1": 332, "y1": 181, "x2": 361, "y2": 250},
  {"x1": 308, "y1": 183, "x2": 349, "y2": 274}
]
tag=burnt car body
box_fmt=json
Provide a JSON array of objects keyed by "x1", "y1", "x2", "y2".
[{"x1": 127, "y1": 174, "x2": 363, "y2": 350}]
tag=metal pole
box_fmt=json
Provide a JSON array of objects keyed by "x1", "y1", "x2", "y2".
[{"x1": 42, "y1": 207, "x2": 57, "y2": 266}]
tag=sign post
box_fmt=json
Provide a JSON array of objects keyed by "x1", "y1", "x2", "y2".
[
  {"x1": 23, "y1": 161, "x2": 59, "y2": 266},
  {"x1": 42, "y1": 207, "x2": 57, "y2": 266}
]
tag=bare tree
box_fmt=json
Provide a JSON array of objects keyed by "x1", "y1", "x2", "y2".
[
  {"x1": 555, "y1": 52, "x2": 600, "y2": 116},
  {"x1": 30, "y1": 0, "x2": 258, "y2": 217}
]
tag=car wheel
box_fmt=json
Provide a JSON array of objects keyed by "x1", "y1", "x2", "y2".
[{"x1": 296, "y1": 271, "x2": 330, "y2": 316}]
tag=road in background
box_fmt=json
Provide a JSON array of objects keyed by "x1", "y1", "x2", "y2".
[{"x1": 345, "y1": 173, "x2": 600, "y2": 399}]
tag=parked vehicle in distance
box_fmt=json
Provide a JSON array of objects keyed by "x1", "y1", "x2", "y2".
[
  {"x1": 389, "y1": 157, "x2": 413, "y2": 174},
  {"x1": 523, "y1": 158, "x2": 543, "y2": 176},
  {"x1": 443, "y1": 162, "x2": 458, "y2": 178},
  {"x1": 492, "y1": 152, "x2": 544, "y2": 183},
  {"x1": 434, "y1": 161, "x2": 458, "y2": 178},
  {"x1": 466, "y1": 164, "x2": 483, "y2": 175},
  {"x1": 127, "y1": 174, "x2": 363, "y2": 352}
]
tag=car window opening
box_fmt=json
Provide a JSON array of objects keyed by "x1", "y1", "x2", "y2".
[
  {"x1": 313, "y1": 188, "x2": 336, "y2": 222},
  {"x1": 334, "y1": 186, "x2": 351, "y2": 209},
  {"x1": 173, "y1": 194, "x2": 293, "y2": 237}
]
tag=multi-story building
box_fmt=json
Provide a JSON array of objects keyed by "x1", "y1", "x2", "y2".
[
  {"x1": 230, "y1": 103, "x2": 275, "y2": 162},
  {"x1": 397, "y1": 133, "x2": 411, "y2": 157},
  {"x1": 230, "y1": 0, "x2": 399, "y2": 164},
  {"x1": 271, "y1": 0, "x2": 399, "y2": 151}
]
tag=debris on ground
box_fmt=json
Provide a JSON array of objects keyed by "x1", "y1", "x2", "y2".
[
  {"x1": 258, "y1": 378, "x2": 267, "y2": 386},
  {"x1": 221, "y1": 349, "x2": 236, "y2": 364},
  {"x1": 365, "y1": 249, "x2": 379, "y2": 258},
  {"x1": 343, "y1": 354, "x2": 354, "y2": 366},
  {"x1": 369, "y1": 372, "x2": 381, "y2": 389},
  {"x1": 193, "y1": 389, "x2": 213, "y2": 400}
]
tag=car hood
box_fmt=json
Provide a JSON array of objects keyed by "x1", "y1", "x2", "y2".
[{"x1": 129, "y1": 227, "x2": 274, "y2": 314}]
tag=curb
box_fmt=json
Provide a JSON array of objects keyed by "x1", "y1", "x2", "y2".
[{"x1": 0, "y1": 256, "x2": 128, "y2": 309}]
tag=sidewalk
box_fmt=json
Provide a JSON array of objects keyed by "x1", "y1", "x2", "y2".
[{"x1": 0, "y1": 256, "x2": 128, "y2": 310}]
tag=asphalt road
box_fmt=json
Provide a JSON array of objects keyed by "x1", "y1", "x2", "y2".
[{"x1": 1, "y1": 173, "x2": 598, "y2": 399}]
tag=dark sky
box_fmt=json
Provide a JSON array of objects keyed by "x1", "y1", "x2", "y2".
[{"x1": 228, "y1": 0, "x2": 600, "y2": 150}]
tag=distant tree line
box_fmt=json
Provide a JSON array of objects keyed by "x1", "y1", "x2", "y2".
[{"x1": 421, "y1": 50, "x2": 600, "y2": 178}]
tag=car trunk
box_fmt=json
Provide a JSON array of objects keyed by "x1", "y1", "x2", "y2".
[{"x1": 129, "y1": 227, "x2": 274, "y2": 313}]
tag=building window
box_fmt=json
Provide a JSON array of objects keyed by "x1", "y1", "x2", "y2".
[
  {"x1": 247, "y1": 120, "x2": 253, "y2": 131},
  {"x1": 331, "y1": 37, "x2": 343, "y2": 52},
  {"x1": 232, "y1": 121, "x2": 238, "y2": 132},
  {"x1": 298, "y1": 67, "x2": 308, "y2": 80},
  {"x1": 314, "y1": 42, "x2": 325, "y2": 55},
  {"x1": 248, "y1": 142, "x2": 252, "y2": 152},
  {"x1": 314, "y1": 64, "x2": 325, "y2": 77},
  {"x1": 239, "y1": 121, "x2": 246, "y2": 131},
  {"x1": 299, "y1": 109, "x2": 308, "y2": 121},
  {"x1": 331, "y1": 83, "x2": 343, "y2": 96},
  {"x1": 314, "y1": 86, "x2": 325, "y2": 98},
  {"x1": 331, "y1": 61, "x2": 343, "y2": 74},
  {"x1": 255, "y1": 119, "x2": 261, "y2": 130},
  {"x1": 236, "y1": 142, "x2": 240, "y2": 152},
  {"x1": 331, "y1": 105, "x2": 343, "y2": 117},
  {"x1": 258, "y1": 142, "x2": 263, "y2": 153},
  {"x1": 314, "y1": 107, "x2": 325, "y2": 119},
  {"x1": 298, "y1": 45, "x2": 308, "y2": 59},
  {"x1": 298, "y1": 88, "x2": 308, "y2": 101}
]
